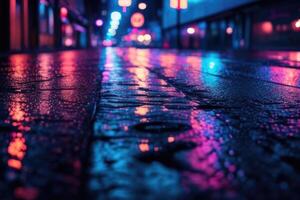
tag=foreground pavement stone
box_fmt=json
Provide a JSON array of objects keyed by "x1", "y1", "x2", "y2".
[
  {"x1": 1, "y1": 48, "x2": 300, "y2": 200},
  {"x1": 0, "y1": 50, "x2": 101, "y2": 199},
  {"x1": 89, "y1": 48, "x2": 300, "y2": 200}
]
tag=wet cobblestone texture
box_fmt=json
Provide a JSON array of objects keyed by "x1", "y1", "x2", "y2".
[
  {"x1": 89, "y1": 49, "x2": 300, "y2": 200},
  {"x1": 0, "y1": 50, "x2": 101, "y2": 199},
  {"x1": 1, "y1": 48, "x2": 300, "y2": 199}
]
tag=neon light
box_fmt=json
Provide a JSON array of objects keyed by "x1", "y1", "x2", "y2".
[
  {"x1": 60, "y1": 7, "x2": 68, "y2": 18},
  {"x1": 95, "y1": 19, "x2": 103, "y2": 27}
]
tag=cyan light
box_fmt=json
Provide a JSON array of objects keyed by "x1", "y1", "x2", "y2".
[
  {"x1": 108, "y1": 29, "x2": 116, "y2": 36},
  {"x1": 110, "y1": 24, "x2": 119, "y2": 30},
  {"x1": 111, "y1": 12, "x2": 122, "y2": 21},
  {"x1": 110, "y1": 20, "x2": 120, "y2": 26}
]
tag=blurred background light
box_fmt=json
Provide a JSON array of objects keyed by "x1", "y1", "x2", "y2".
[
  {"x1": 261, "y1": 21, "x2": 273, "y2": 34},
  {"x1": 108, "y1": 29, "x2": 116, "y2": 36},
  {"x1": 102, "y1": 40, "x2": 113, "y2": 46},
  {"x1": 131, "y1": 13, "x2": 145, "y2": 28},
  {"x1": 187, "y1": 27, "x2": 195, "y2": 34},
  {"x1": 118, "y1": 0, "x2": 132, "y2": 12},
  {"x1": 292, "y1": 19, "x2": 300, "y2": 31},
  {"x1": 170, "y1": 0, "x2": 188, "y2": 9},
  {"x1": 138, "y1": 3, "x2": 147, "y2": 10},
  {"x1": 295, "y1": 19, "x2": 300, "y2": 28},
  {"x1": 118, "y1": 0, "x2": 132, "y2": 7},
  {"x1": 226, "y1": 27, "x2": 233, "y2": 35},
  {"x1": 111, "y1": 12, "x2": 122, "y2": 21},
  {"x1": 137, "y1": 35, "x2": 145, "y2": 42},
  {"x1": 110, "y1": 20, "x2": 120, "y2": 26},
  {"x1": 95, "y1": 19, "x2": 103, "y2": 27},
  {"x1": 144, "y1": 34, "x2": 151, "y2": 41},
  {"x1": 60, "y1": 7, "x2": 68, "y2": 18},
  {"x1": 64, "y1": 38, "x2": 73, "y2": 47}
]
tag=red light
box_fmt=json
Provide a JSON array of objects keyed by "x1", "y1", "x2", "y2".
[
  {"x1": 60, "y1": 7, "x2": 68, "y2": 18},
  {"x1": 261, "y1": 21, "x2": 273, "y2": 34}
]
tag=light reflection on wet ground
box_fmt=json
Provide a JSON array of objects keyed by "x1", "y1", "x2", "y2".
[
  {"x1": 90, "y1": 48, "x2": 300, "y2": 200},
  {"x1": 0, "y1": 50, "x2": 101, "y2": 199},
  {"x1": 1, "y1": 48, "x2": 300, "y2": 199}
]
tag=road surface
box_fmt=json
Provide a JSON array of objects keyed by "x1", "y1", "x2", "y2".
[{"x1": 0, "y1": 48, "x2": 300, "y2": 199}]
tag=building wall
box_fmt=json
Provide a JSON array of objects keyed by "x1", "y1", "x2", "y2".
[
  {"x1": 0, "y1": 0, "x2": 90, "y2": 52},
  {"x1": 163, "y1": 0, "x2": 300, "y2": 50},
  {"x1": 163, "y1": 0, "x2": 257, "y2": 28}
]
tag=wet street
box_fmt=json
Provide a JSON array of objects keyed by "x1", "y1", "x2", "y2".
[{"x1": 1, "y1": 48, "x2": 300, "y2": 199}]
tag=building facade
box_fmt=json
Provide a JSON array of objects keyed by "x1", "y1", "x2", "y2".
[
  {"x1": 0, "y1": 0, "x2": 90, "y2": 52},
  {"x1": 162, "y1": 0, "x2": 300, "y2": 50}
]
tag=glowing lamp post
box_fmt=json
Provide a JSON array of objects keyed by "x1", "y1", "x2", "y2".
[
  {"x1": 118, "y1": 0, "x2": 132, "y2": 12},
  {"x1": 170, "y1": 0, "x2": 188, "y2": 49}
]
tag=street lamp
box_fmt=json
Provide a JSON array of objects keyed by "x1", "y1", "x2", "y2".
[{"x1": 170, "y1": 0, "x2": 188, "y2": 49}]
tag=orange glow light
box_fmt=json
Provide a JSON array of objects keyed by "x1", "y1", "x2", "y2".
[
  {"x1": 139, "y1": 143, "x2": 150, "y2": 152},
  {"x1": 135, "y1": 105, "x2": 149, "y2": 116},
  {"x1": 118, "y1": 0, "x2": 132, "y2": 7},
  {"x1": 131, "y1": 13, "x2": 145, "y2": 28},
  {"x1": 119, "y1": 0, "x2": 132, "y2": 12},
  {"x1": 8, "y1": 136, "x2": 27, "y2": 159},
  {"x1": 170, "y1": 0, "x2": 188, "y2": 9},
  {"x1": 8, "y1": 159, "x2": 22, "y2": 169}
]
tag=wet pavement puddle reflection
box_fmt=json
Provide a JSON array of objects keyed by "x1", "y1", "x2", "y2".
[
  {"x1": 0, "y1": 50, "x2": 101, "y2": 199},
  {"x1": 90, "y1": 48, "x2": 300, "y2": 199},
  {"x1": 1, "y1": 48, "x2": 300, "y2": 199}
]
